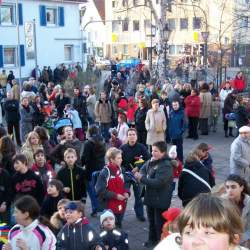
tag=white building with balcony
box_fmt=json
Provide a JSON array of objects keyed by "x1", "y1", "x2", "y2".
[{"x1": 0, "y1": 0, "x2": 86, "y2": 79}]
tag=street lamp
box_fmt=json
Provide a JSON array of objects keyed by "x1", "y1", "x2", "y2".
[{"x1": 163, "y1": 24, "x2": 169, "y2": 79}]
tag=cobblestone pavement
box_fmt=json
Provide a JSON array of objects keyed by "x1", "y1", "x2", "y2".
[{"x1": 83, "y1": 120, "x2": 235, "y2": 250}]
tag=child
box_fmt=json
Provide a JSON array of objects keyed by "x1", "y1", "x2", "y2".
[
  {"x1": 210, "y1": 95, "x2": 220, "y2": 132},
  {"x1": 42, "y1": 113, "x2": 54, "y2": 138},
  {"x1": 126, "y1": 97, "x2": 138, "y2": 126},
  {"x1": 99, "y1": 210, "x2": 129, "y2": 250},
  {"x1": 168, "y1": 145, "x2": 183, "y2": 196},
  {"x1": 64, "y1": 104, "x2": 84, "y2": 141},
  {"x1": 21, "y1": 131, "x2": 43, "y2": 168},
  {"x1": 117, "y1": 113, "x2": 129, "y2": 144},
  {"x1": 41, "y1": 179, "x2": 64, "y2": 219},
  {"x1": 3, "y1": 195, "x2": 56, "y2": 250},
  {"x1": 161, "y1": 207, "x2": 181, "y2": 240},
  {"x1": 96, "y1": 147, "x2": 130, "y2": 228},
  {"x1": 108, "y1": 128, "x2": 122, "y2": 149},
  {"x1": 56, "y1": 201, "x2": 103, "y2": 250},
  {"x1": 12, "y1": 154, "x2": 45, "y2": 205},
  {"x1": 50, "y1": 198, "x2": 69, "y2": 234},
  {"x1": 31, "y1": 149, "x2": 56, "y2": 192},
  {"x1": 57, "y1": 148, "x2": 86, "y2": 201}
]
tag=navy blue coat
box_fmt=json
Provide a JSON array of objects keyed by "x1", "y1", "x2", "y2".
[{"x1": 168, "y1": 109, "x2": 186, "y2": 139}]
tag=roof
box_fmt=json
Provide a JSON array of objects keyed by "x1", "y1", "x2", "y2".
[{"x1": 93, "y1": 0, "x2": 105, "y2": 23}]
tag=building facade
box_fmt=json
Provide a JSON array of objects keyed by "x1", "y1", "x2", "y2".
[{"x1": 0, "y1": 0, "x2": 86, "y2": 78}]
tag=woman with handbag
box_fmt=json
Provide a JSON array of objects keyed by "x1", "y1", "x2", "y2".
[
  {"x1": 178, "y1": 149, "x2": 215, "y2": 207},
  {"x1": 145, "y1": 99, "x2": 166, "y2": 149}
]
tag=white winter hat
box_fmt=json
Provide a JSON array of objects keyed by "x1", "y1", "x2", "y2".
[
  {"x1": 239, "y1": 126, "x2": 250, "y2": 133},
  {"x1": 169, "y1": 145, "x2": 177, "y2": 159},
  {"x1": 100, "y1": 210, "x2": 115, "y2": 225}
]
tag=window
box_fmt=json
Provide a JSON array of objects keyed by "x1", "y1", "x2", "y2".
[
  {"x1": 133, "y1": 0, "x2": 139, "y2": 6},
  {"x1": 133, "y1": 20, "x2": 140, "y2": 31},
  {"x1": 112, "y1": 1, "x2": 117, "y2": 8},
  {"x1": 112, "y1": 20, "x2": 120, "y2": 32},
  {"x1": 123, "y1": 44, "x2": 128, "y2": 54},
  {"x1": 122, "y1": 18, "x2": 129, "y2": 31},
  {"x1": 46, "y1": 7, "x2": 57, "y2": 25},
  {"x1": 169, "y1": 45, "x2": 175, "y2": 55},
  {"x1": 176, "y1": 45, "x2": 184, "y2": 54},
  {"x1": 122, "y1": 0, "x2": 128, "y2": 7},
  {"x1": 112, "y1": 45, "x2": 118, "y2": 54},
  {"x1": 64, "y1": 45, "x2": 73, "y2": 61},
  {"x1": 180, "y1": 18, "x2": 188, "y2": 30},
  {"x1": 168, "y1": 18, "x2": 176, "y2": 30},
  {"x1": 0, "y1": 5, "x2": 15, "y2": 25},
  {"x1": 241, "y1": 16, "x2": 248, "y2": 28},
  {"x1": 3, "y1": 46, "x2": 16, "y2": 66},
  {"x1": 193, "y1": 17, "x2": 201, "y2": 29}
]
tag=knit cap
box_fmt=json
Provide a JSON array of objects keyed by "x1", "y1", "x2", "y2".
[{"x1": 100, "y1": 210, "x2": 115, "y2": 225}]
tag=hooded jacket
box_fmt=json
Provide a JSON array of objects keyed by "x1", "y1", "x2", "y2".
[{"x1": 57, "y1": 218, "x2": 104, "y2": 250}]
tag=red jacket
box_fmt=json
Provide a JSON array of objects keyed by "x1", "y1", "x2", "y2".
[
  {"x1": 184, "y1": 95, "x2": 201, "y2": 117},
  {"x1": 233, "y1": 77, "x2": 246, "y2": 91}
]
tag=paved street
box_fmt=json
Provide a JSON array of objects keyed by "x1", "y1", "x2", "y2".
[{"x1": 84, "y1": 119, "x2": 235, "y2": 250}]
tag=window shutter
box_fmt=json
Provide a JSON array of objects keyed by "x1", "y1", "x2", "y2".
[
  {"x1": 0, "y1": 46, "x2": 3, "y2": 68},
  {"x1": 18, "y1": 3, "x2": 23, "y2": 25},
  {"x1": 58, "y1": 7, "x2": 65, "y2": 26},
  {"x1": 39, "y1": 5, "x2": 47, "y2": 26},
  {"x1": 19, "y1": 45, "x2": 25, "y2": 66}
]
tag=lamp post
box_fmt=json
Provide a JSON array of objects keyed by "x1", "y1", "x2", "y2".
[{"x1": 15, "y1": 0, "x2": 22, "y2": 87}]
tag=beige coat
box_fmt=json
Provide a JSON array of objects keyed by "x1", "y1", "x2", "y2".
[
  {"x1": 145, "y1": 108, "x2": 166, "y2": 145},
  {"x1": 94, "y1": 100, "x2": 112, "y2": 123},
  {"x1": 199, "y1": 91, "x2": 212, "y2": 118}
]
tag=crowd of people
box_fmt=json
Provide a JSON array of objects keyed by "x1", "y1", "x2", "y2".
[{"x1": 0, "y1": 64, "x2": 248, "y2": 250}]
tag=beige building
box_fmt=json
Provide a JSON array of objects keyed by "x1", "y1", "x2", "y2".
[
  {"x1": 105, "y1": 0, "x2": 158, "y2": 60},
  {"x1": 105, "y1": 0, "x2": 250, "y2": 66}
]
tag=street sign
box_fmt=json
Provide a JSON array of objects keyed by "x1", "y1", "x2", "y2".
[
  {"x1": 201, "y1": 31, "x2": 209, "y2": 41},
  {"x1": 24, "y1": 22, "x2": 35, "y2": 59}
]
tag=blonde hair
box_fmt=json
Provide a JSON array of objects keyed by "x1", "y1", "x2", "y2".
[
  {"x1": 105, "y1": 147, "x2": 122, "y2": 162},
  {"x1": 64, "y1": 148, "x2": 77, "y2": 158},
  {"x1": 178, "y1": 193, "x2": 243, "y2": 244},
  {"x1": 26, "y1": 131, "x2": 40, "y2": 145}
]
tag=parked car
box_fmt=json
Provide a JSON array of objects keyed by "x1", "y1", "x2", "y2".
[{"x1": 116, "y1": 58, "x2": 141, "y2": 71}]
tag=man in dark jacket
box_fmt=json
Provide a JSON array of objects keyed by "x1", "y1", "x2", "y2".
[
  {"x1": 120, "y1": 128, "x2": 150, "y2": 221},
  {"x1": 50, "y1": 126, "x2": 82, "y2": 166},
  {"x1": 3, "y1": 92, "x2": 21, "y2": 146},
  {"x1": 57, "y1": 201, "x2": 104, "y2": 250},
  {"x1": 168, "y1": 101, "x2": 186, "y2": 162},
  {"x1": 73, "y1": 87, "x2": 88, "y2": 131},
  {"x1": 134, "y1": 141, "x2": 173, "y2": 247}
]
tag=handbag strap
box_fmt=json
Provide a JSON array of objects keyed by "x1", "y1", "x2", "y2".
[{"x1": 182, "y1": 169, "x2": 211, "y2": 190}]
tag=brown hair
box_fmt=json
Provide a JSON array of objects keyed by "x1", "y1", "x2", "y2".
[
  {"x1": 178, "y1": 193, "x2": 243, "y2": 244},
  {"x1": 64, "y1": 148, "x2": 77, "y2": 158}
]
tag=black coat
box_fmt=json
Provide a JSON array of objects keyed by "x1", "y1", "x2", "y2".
[
  {"x1": 41, "y1": 194, "x2": 63, "y2": 219},
  {"x1": 31, "y1": 102, "x2": 45, "y2": 126},
  {"x1": 81, "y1": 138, "x2": 105, "y2": 181},
  {"x1": 178, "y1": 160, "x2": 215, "y2": 206},
  {"x1": 73, "y1": 94, "x2": 88, "y2": 119},
  {"x1": 57, "y1": 218, "x2": 104, "y2": 250},
  {"x1": 134, "y1": 108, "x2": 148, "y2": 132},
  {"x1": 0, "y1": 168, "x2": 12, "y2": 206},
  {"x1": 223, "y1": 94, "x2": 235, "y2": 115},
  {"x1": 140, "y1": 156, "x2": 173, "y2": 210},
  {"x1": 57, "y1": 165, "x2": 86, "y2": 201},
  {"x1": 3, "y1": 99, "x2": 20, "y2": 123},
  {"x1": 55, "y1": 95, "x2": 70, "y2": 118},
  {"x1": 235, "y1": 105, "x2": 249, "y2": 129},
  {"x1": 100, "y1": 229, "x2": 129, "y2": 250}
]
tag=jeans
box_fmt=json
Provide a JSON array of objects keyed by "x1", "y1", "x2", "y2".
[
  {"x1": 100, "y1": 123, "x2": 110, "y2": 142},
  {"x1": 86, "y1": 175, "x2": 100, "y2": 213},
  {"x1": 146, "y1": 206, "x2": 165, "y2": 243},
  {"x1": 130, "y1": 181, "x2": 144, "y2": 218}
]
